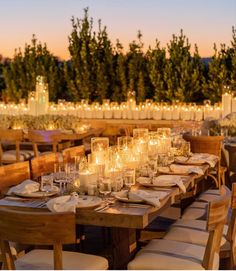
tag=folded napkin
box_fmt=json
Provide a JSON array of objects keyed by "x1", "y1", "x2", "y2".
[
  {"x1": 153, "y1": 175, "x2": 186, "y2": 193},
  {"x1": 170, "y1": 164, "x2": 204, "y2": 176},
  {"x1": 190, "y1": 153, "x2": 218, "y2": 168},
  {"x1": 7, "y1": 179, "x2": 39, "y2": 195},
  {"x1": 136, "y1": 176, "x2": 152, "y2": 184},
  {"x1": 117, "y1": 189, "x2": 167, "y2": 207},
  {"x1": 47, "y1": 192, "x2": 79, "y2": 213}
]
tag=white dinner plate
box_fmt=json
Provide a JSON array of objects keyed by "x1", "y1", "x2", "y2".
[
  {"x1": 13, "y1": 186, "x2": 60, "y2": 198},
  {"x1": 76, "y1": 195, "x2": 102, "y2": 208}
]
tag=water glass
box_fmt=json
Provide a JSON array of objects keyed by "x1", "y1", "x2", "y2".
[
  {"x1": 99, "y1": 177, "x2": 112, "y2": 198},
  {"x1": 41, "y1": 174, "x2": 53, "y2": 193},
  {"x1": 123, "y1": 169, "x2": 135, "y2": 189}
]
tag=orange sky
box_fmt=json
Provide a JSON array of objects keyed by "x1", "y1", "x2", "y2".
[{"x1": 0, "y1": 0, "x2": 235, "y2": 60}]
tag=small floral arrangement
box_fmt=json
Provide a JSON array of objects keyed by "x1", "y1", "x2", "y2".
[
  {"x1": 202, "y1": 118, "x2": 221, "y2": 136},
  {"x1": 0, "y1": 114, "x2": 85, "y2": 132},
  {"x1": 219, "y1": 113, "x2": 236, "y2": 136}
]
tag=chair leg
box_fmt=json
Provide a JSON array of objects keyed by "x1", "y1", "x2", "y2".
[{"x1": 208, "y1": 173, "x2": 219, "y2": 188}]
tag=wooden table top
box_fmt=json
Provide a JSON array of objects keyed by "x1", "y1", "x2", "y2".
[
  {"x1": 60, "y1": 127, "x2": 104, "y2": 141},
  {"x1": 20, "y1": 127, "x2": 105, "y2": 142},
  {"x1": 0, "y1": 165, "x2": 208, "y2": 229}
]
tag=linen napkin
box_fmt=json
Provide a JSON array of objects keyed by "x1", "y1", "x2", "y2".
[
  {"x1": 176, "y1": 153, "x2": 218, "y2": 168},
  {"x1": 117, "y1": 189, "x2": 167, "y2": 207},
  {"x1": 47, "y1": 192, "x2": 79, "y2": 213},
  {"x1": 170, "y1": 164, "x2": 204, "y2": 175},
  {"x1": 7, "y1": 179, "x2": 40, "y2": 195},
  {"x1": 152, "y1": 175, "x2": 186, "y2": 193},
  {"x1": 129, "y1": 190, "x2": 167, "y2": 207},
  {"x1": 189, "y1": 153, "x2": 218, "y2": 168}
]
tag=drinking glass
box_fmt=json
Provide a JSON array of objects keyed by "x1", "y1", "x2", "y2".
[
  {"x1": 123, "y1": 169, "x2": 135, "y2": 190},
  {"x1": 41, "y1": 174, "x2": 53, "y2": 193},
  {"x1": 99, "y1": 177, "x2": 112, "y2": 199}
]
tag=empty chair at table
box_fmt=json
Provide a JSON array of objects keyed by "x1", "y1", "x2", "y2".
[
  {"x1": 0, "y1": 208, "x2": 108, "y2": 270},
  {"x1": 164, "y1": 184, "x2": 236, "y2": 269},
  {"x1": 128, "y1": 185, "x2": 230, "y2": 270},
  {"x1": 28, "y1": 130, "x2": 62, "y2": 157},
  {"x1": 0, "y1": 160, "x2": 30, "y2": 197},
  {"x1": 0, "y1": 161, "x2": 32, "y2": 263},
  {"x1": 224, "y1": 143, "x2": 236, "y2": 183},
  {"x1": 62, "y1": 145, "x2": 85, "y2": 164},
  {"x1": 183, "y1": 135, "x2": 226, "y2": 188},
  {"x1": 30, "y1": 152, "x2": 59, "y2": 180},
  {"x1": 0, "y1": 129, "x2": 34, "y2": 165}
]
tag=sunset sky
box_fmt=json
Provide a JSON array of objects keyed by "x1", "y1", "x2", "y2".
[{"x1": 0, "y1": 0, "x2": 235, "y2": 60}]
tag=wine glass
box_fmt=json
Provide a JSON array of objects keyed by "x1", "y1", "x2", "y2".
[
  {"x1": 123, "y1": 169, "x2": 135, "y2": 191},
  {"x1": 99, "y1": 177, "x2": 111, "y2": 200}
]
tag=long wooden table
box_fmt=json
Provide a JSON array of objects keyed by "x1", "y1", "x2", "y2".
[{"x1": 0, "y1": 164, "x2": 208, "y2": 268}]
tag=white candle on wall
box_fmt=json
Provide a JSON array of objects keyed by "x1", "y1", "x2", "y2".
[
  {"x1": 195, "y1": 107, "x2": 203, "y2": 121},
  {"x1": 104, "y1": 108, "x2": 113, "y2": 119},
  {"x1": 139, "y1": 105, "x2": 147, "y2": 119},
  {"x1": 181, "y1": 108, "x2": 191, "y2": 121},
  {"x1": 172, "y1": 106, "x2": 180, "y2": 120},
  {"x1": 153, "y1": 107, "x2": 162, "y2": 120},
  {"x1": 114, "y1": 107, "x2": 122, "y2": 119},
  {"x1": 222, "y1": 91, "x2": 232, "y2": 118},
  {"x1": 232, "y1": 97, "x2": 236, "y2": 113},
  {"x1": 162, "y1": 107, "x2": 172, "y2": 120},
  {"x1": 132, "y1": 107, "x2": 139, "y2": 120}
]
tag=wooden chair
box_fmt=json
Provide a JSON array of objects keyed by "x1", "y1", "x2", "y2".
[
  {"x1": 0, "y1": 129, "x2": 34, "y2": 165},
  {"x1": 0, "y1": 161, "x2": 30, "y2": 196},
  {"x1": 28, "y1": 130, "x2": 62, "y2": 157},
  {"x1": 62, "y1": 145, "x2": 85, "y2": 164},
  {"x1": 128, "y1": 185, "x2": 230, "y2": 270},
  {"x1": 30, "y1": 152, "x2": 59, "y2": 180},
  {"x1": 183, "y1": 135, "x2": 226, "y2": 188},
  {"x1": 224, "y1": 144, "x2": 236, "y2": 183},
  {"x1": 0, "y1": 208, "x2": 108, "y2": 270},
  {"x1": 164, "y1": 184, "x2": 236, "y2": 269},
  {"x1": 0, "y1": 161, "x2": 32, "y2": 262}
]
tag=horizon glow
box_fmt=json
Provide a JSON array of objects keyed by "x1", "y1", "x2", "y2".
[{"x1": 0, "y1": 0, "x2": 235, "y2": 60}]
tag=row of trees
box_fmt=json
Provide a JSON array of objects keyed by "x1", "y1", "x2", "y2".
[{"x1": 1, "y1": 8, "x2": 236, "y2": 103}]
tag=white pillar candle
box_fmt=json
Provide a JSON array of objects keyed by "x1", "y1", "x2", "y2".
[
  {"x1": 85, "y1": 108, "x2": 93, "y2": 119},
  {"x1": 79, "y1": 170, "x2": 97, "y2": 194},
  {"x1": 172, "y1": 107, "x2": 180, "y2": 120},
  {"x1": 232, "y1": 97, "x2": 236, "y2": 113},
  {"x1": 127, "y1": 109, "x2": 133, "y2": 119},
  {"x1": 132, "y1": 108, "x2": 139, "y2": 120},
  {"x1": 222, "y1": 92, "x2": 232, "y2": 118},
  {"x1": 114, "y1": 108, "x2": 122, "y2": 119},
  {"x1": 139, "y1": 106, "x2": 147, "y2": 119},
  {"x1": 181, "y1": 108, "x2": 191, "y2": 121},
  {"x1": 104, "y1": 109, "x2": 113, "y2": 119},
  {"x1": 195, "y1": 108, "x2": 203, "y2": 121},
  {"x1": 163, "y1": 107, "x2": 172, "y2": 120},
  {"x1": 153, "y1": 108, "x2": 162, "y2": 120}
]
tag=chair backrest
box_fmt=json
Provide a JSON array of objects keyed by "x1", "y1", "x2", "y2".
[
  {"x1": 31, "y1": 152, "x2": 59, "y2": 180},
  {"x1": 203, "y1": 185, "x2": 231, "y2": 269},
  {"x1": 224, "y1": 144, "x2": 236, "y2": 173},
  {"x1": 228, "y1": 183, "x2": 236, "y2": 267},
  {"x1": 0, "y1": 161, "x2": 30, "y2": 196},
  {"x1": 183, "y1": 135, "x2": 224, "y2": 157},
  {"x1": 0, "y1": 129, "x2": 24, "y2": 164},
  {"x1": 28, "y1": 130, "x2": 62, "y2": 157},
  {"x1": 62, "y1": 145, "x2": 85, "y2": 164},
  {"x1": 0, "y1": 208, "x2": 75, "y2": 269}
]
